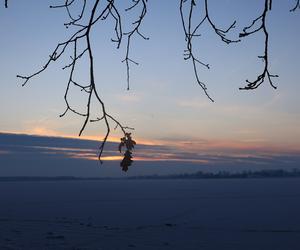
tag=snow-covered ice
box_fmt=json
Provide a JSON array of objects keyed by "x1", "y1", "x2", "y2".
[{"x1": 0, "y1": 178, "x2": 300, "y2": 249}]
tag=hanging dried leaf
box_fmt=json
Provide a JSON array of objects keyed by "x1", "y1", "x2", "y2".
[{"x1": 118, "y1": 133, "x2": 136, "y2": 172}]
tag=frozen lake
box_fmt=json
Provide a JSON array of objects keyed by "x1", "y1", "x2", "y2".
[{"x1": 1, "y1": 178, "x2": 300, "y2": 249}]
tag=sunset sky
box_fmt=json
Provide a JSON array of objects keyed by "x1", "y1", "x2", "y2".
[{"x1": 0, "y1": 1, "x2": 299, "y2": 172}]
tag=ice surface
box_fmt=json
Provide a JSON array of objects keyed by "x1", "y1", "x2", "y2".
[{"x1": 0, "y1": 178, "x2": 300, "y2": 249}]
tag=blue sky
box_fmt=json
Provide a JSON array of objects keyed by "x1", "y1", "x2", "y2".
[{"x1": 0, "y1": 1, "x2": 299, "y2": 172}]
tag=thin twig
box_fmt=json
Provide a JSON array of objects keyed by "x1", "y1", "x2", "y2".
[
  {"x1": 122, "y1": 0, "x2": 149, "y2": 90},
  {"x1": 180, "y1": 0, "x2": 240, "y2": 102},
  {"x1": 239, "y1": 0, "x2": 278, "y2": 90},
  {"x1": 290, "y1": 0, "x2": 300, "y2": 12}
]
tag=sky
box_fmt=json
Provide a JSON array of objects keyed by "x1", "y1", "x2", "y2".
[
  {"x1": 1, "y1": 132, "x2": 300, "y2": 177},
  {"x1": 0, "y1": 1, "x2": 299, "y2": 174}
]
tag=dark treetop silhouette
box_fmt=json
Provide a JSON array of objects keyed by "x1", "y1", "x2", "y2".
[{"x1": 3, "y1": 0, "x2": 299, "y2": 171}]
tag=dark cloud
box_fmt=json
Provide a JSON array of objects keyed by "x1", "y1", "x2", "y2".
[{"x1": 1, "y1": 133, "x2": 300, "y2": 177}]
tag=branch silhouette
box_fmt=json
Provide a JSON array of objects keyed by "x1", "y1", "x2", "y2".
[
  {"x1": 122, "y1": 0, "x2": 149, "y2": 91},
  {"x1": 290, "y1": 0, "x2": 300, "y2": 12},
  {"x1": 239, "y1": 0, "x2": 278, "y2": 90},
  {"x1": 15, "y1": 0, "x2": 149, "y2": 164},
  {"x1": 3, "y1": 1, "x2": 298, "y2": 170},
  {"x1": 180, "y1": 0, "x2": 240, "y2": 102}
]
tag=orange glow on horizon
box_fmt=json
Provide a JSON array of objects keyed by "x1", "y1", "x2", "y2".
[
  {"x1": 172, "y1": 139, "x2": 300, "y2": 155},
  {"x1": 101, "y1": 156, "x2": 123, "y2": 161},
  {"x1": 2, "y1": 130, "x2": 300, "y2": 167},
  {"x1": 2, "y1": 130, "x2": 300, "y2": 155},
  {"x1": 0, "y1": 130, "x2": 160, "y2": 146},
  {"x1": 68, "y1": 153, "x2": 210, "y2": 163}
]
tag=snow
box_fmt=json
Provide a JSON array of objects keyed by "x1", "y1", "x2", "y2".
[{"x1": 0, "y1": 178, "x2": 300, "y2": 249}]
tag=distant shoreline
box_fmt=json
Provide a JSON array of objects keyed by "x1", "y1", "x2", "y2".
[{"x1": 1, "y1": 169, "x2": 300, "y2": 182}]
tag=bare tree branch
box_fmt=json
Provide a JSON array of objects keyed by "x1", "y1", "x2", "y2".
[
  {"x1": 180, "y1": 0, "x2": 240, "y2": 102},
  {"x1": 122, "y1": 0, "x2": 149, "y2": 90},
  {"x1": 239, "y1": 0, "x2": 278, "y2": 90},
  {"x1": 15, "y1": 0, "x2": 144, "y2": 165},
  {"x1": 290, "y1": 0, "x2": 300, "y2": 12},
  {"x1": 3, "y1": 1, "x2": 298, "y2": 170}
]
